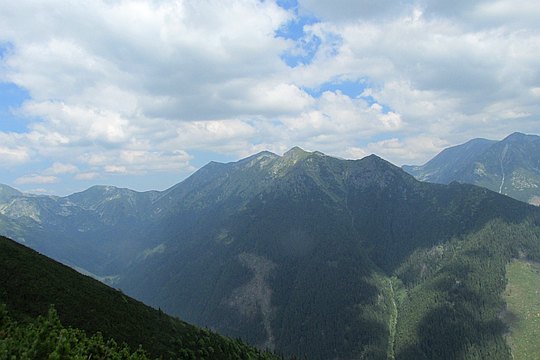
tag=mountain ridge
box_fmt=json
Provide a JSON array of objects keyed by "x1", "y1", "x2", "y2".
[{"x1": 404, "y1": 132, "x2": 540, "y2": 205}]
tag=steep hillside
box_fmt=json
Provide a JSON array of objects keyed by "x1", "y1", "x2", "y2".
[
  {"x1": 402, "y1": 138, "x2": 496, "y2": 183},
  {"x1": 0, "y1": 235, "x2": 282, "y2": 359},
  {"x1": 404, "y1": 132, "x2": 540, "y2": 205}
]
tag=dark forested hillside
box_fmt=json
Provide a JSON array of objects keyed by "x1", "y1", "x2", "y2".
[{"x1": 0, "y1": 235, "x2": 283, "y2": 360}]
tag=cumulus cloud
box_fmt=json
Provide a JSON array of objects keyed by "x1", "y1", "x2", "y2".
[
  {"x1": 0, "y1": 145, "x2": 29, "y2": 165},
  {"x1": 45, "y1": 162, "x2": 79, "y2": 175},
  {"x1": 345, "y1": 136, "x2": 451, "y2": 165},
  {"x1": 288, "y1": 0, "x2": 540, "y2": 161}
]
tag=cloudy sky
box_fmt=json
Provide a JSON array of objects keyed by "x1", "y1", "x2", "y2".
[{"x1": 1, "y1": 0, "x2": 539, "y2": 195}]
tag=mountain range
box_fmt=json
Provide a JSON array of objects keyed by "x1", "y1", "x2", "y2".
[
  {"x1": 403, "y1": 132, "x2": 540, "y2": 205},
  {"x1": 2, "y1": 143, "x2": 540, "y2": 359}
]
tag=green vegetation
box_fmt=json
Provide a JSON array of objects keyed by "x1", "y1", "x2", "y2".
[
  {"x1": 1, "y1": 304, "x2": 148, "y2": 359},
  {"x1": 503, "y1": 260, "x2": 540, "y2": 359},
  {"x1": 0, "y1": 236, "x2": 283, "y2": 360},
  {"x1": 386, "y1": 277, "x2": 400, "y2": 360},
  {"x1": 393, "y1": 220, "x2": 540, "y2": 359}
]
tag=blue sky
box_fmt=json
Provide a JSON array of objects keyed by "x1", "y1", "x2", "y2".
[
  {"x1": 0, "y1": 0, "x2": 539, "y2": 195},
  {"x1": 0, "y1": 83, "x2": 29, "y2": 132}
]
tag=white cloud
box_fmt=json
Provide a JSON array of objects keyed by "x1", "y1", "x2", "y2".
[
  {"x1": 21, "y1": 101, "x2": 130, "y2": 146},
  {"x1": 75, "y1": 172, "x2": 100, "y2": 181},
  {"x1": 104, "y1": 165, "x2": 127, "y2": 174},
  {"x1": 15, "y1": 174, "x2": 58, "y2": 185},
  {"x1": 81, "y1": 149, "x2": 192, "y2": 175},
  {"x1": 1, "y1": 0, "x2": 293, "y2": 120},
  {"x1": 289, "y1": 1, "x2": 540, "y2": 150},
  {"x1": 45, "y1": 162, "x2": 79, "y2": 175},
  {"x1": 0, "y1": 145, "x2": 30, "y2": 165},
  {"x1": 345, "y1": 136, "x2": 451, "y2": 165},
  {"x1": 273, "y1": 91, "x2": 403, "y2": 153}
]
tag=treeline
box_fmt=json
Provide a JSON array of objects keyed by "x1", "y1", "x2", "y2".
[{"x1": 1, "y1": 304, "x2": 149, "y2": 359}]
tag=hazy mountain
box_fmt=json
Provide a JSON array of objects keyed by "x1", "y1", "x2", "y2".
[
  {"x1": 2, "y1": 147, "x2": 540, "y2": 359},
  {"x1": 404, "y1": 132, "x2": 540, "y2": 205},
  {"x1": 0, "y1": 184, "x2": 22, "y2": 203},
  {"x1": 0, "y1": 185, "x2": 163, "y2": 277},
  {"x1": 0, "y1": 235, "x2": 281, "y2": 359}
]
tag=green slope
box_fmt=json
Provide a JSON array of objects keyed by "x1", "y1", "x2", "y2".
[
  {"x1": 0, "y1": 235, "x2": 282, "y2": 360},
  {"x1": 393, "y1": 220, "x2": 540, "y2": 359},
  {"x1": 503, "y1": 260, "x2": 540, "y2": 359}
]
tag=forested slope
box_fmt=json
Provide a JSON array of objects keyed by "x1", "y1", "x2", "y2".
[{"x1": 0, "y1": 235, "x2": 283, "y2": 360}]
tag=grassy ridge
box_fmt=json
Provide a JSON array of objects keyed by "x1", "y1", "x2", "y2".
[
  {"x1": 0, "y1": 236, "x2": 282, "y2": 359},
  {"x1": 503, "y1": 260, "x2": 540, "y2": 360}
]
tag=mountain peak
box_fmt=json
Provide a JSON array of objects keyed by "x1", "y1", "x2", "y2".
[
  {"x1": 504, "y1": 132, "x2": 527, "y2": 140},
  {"x1": 0, "y1": 184, "x2": 21, "y2": 193},
  {"x1": 0, "y1": 184, "x2": 23, "y2": 202},
  {"x1": 502, "y1": 132, "x2": 539, "y2": 143},
  {"x1": 238, "y1": 150, "x2": 279, "y2": 164},
  {"x1": 362, "y1": 153, "x2": 384, "y2": 162},
  {"x1": 283, "y1": 146, "x2": 310, "y2": 158}
]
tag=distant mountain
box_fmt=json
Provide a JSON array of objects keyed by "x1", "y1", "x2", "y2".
[
  {"x1": 0, "y1": 235, "x2": 281, "y2": 359},
  {"x1": 2, "y1": 148, "x2": 540, "y2": 359},
  {"x1": 404, "y1": 132, "x2": 540, "y2": 205},
  {"x1": 0, "y1": 184, "x2": 22, "y2": 202},
  {"x1": 0, "y1": 185, "x2": 163, "y2": 277}
]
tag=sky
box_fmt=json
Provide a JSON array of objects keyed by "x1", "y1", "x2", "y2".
[{"x1": 1, "y1": 0, "x2": 539, "y2": 195}]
